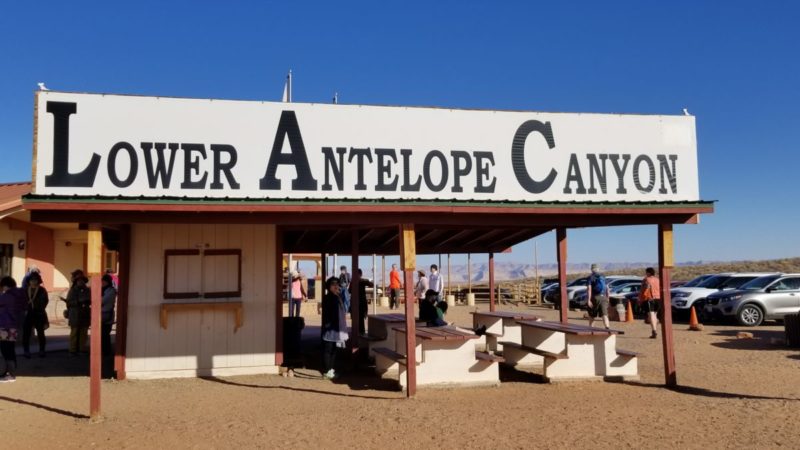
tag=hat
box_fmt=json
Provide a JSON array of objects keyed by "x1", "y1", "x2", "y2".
[{"x1": 590, "y1": 264, "x2": 599, "y2": 273}]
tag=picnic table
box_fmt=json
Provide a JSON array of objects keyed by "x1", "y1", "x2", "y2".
[
  {"x1": 373, "y1": 325, "x2": 500, "y2": 389},
  {"x1": 471, "y1": 310, "x2": 541, "y2": 364},
  {"x1": 499, "y1": 320, "x2": 638, "y2": 382},
  {"x1": 361, "y1": 314, "x2": 425, "y2": 357}
]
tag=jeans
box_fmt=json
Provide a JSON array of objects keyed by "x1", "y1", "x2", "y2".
[
  {"x1": 322, "y1": 339, "x2": 337, "y2": 373},
  {"x1": 390, "y1": 288, "x2": 400, "y2": 309},
  {"x1": 102, "y1": 323, "x2": 114, "y2": 356},
  {"x1": 69, "y1": 327, "x2": 89, "y2": 353},
  {"x1": 22, "y1": 313, "x2": 46, "y2": 354},
  {"x1": 0, "y1": 340, "x2": 16, "y2": 376},
  {"x1": 289, "y1": 299, "x2": 303, "y2": 317}
]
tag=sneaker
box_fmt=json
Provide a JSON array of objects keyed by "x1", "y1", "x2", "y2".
[
  {"x1": 650, "y1": 331, "x2": 658, "y2": 339},
  {"x1": 474, "y1": 325, "x2": 487, "y2": 337},
  {"x1": 0, "y1": 375, "x2": 16, "y2": 383},
  {"x1": 323, "y1": 369, "x2": 337, "y2": 380}
]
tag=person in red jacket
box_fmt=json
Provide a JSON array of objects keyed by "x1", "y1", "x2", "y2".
[
  {"x1": 638, "y1": 267, "x2": 662, "y2": 339},
  {"x1": 389, "y1": 264, "x2": 402, "y2": 309}
]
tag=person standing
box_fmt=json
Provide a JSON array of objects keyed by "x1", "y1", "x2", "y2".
[
  {"x1": 0, "y1": 277, "x2": 27, "y2": 382},
  {"x1": 586, "y1": 264, "x2": 610, "y2": 330},
  {"x1": 414, "y1": 270, "x2": 429, "y2": 303},
  {"x1": 101, "y1": 274, "x2": 117, "y2": 356},
  {"x1": 638, "y1": 267, "x2": 661, "y2": 339},
  {"x1": 428, "y1": 264, "x2": 443, "y2": 303},
  {"x1": 321, "y1": 277, "x2": 348, "y2": 380},
  {"x1": 64, "y1": 271, "x2": 91, "y2": 356},
  {"x1": 338, "y1": 266, "x2": 352, "y2": 313},
  {"x1": 21, "y1": 265, "x2": 40, "y2": 289},
  {"x1": 350, "y1": 269, "x2": 373, "y2": 335},
  {"x1": 288, "y1": 271, "x2": 307, "y2": 318},
  {"x1": 22, "y1": 272, "x2": 49, "y2": 358},
  {"x1": 389, "y1": 264, "x2": 402, "y2": 310}
]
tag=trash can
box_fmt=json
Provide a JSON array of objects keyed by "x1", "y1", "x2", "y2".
[
  {"x1": 283, "y1": 316, "x2": 305, "y2": 363},
  {"x1": 785, "y1": 313, "x2": 800, "y2": 348}
]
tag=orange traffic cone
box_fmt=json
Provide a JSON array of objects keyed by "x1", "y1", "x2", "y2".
[
  {"x1": 688, "y1": 306, "x2": 704, "y2": 331},
  {"x1": 625, "y1": 301, "x2": 634, "y2": 322}
]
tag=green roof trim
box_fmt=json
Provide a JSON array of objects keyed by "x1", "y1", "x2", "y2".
[{"x1": 22, "y1": 194, "x2": 715, "y2": 210}]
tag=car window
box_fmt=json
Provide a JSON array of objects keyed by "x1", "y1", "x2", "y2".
[
  {"x1": 721, "y1": 276, "x2": 758, "y2": 289},
  {"x1": 741, "y1": 275, "x2": 780, "y2": 290},
  {"x1": 698, "y1": 275, "x2": 732, "y2": 289},
  {"x1": 683, "y1": 275, "x2": 711, "y2": 287},
  {"x1": 772, "y1": 277, "x2": 800, "y2": 291}
]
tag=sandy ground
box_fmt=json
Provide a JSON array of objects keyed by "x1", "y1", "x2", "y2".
[{"x1": 1, "y1": 302, "x2": 798, "y2": 449}]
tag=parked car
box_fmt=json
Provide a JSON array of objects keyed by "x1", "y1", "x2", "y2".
[
  {"x1": 572, "y1": 280, "x2": 642, "y2": 307},
  {"x1": 681, "y1": 274, "x2": 715, "y2": 288},
  {"x1": 545, "y1": 277, "x2": 588, "y2": 304},
  {"x1": 568, "y1": 276, "x2": 641, "y2": 308},
  {"x1": 670, "y1": 273, "x2": 778, "y2": 314},
  {"x1": 704, "y1": 274, "x2": 800, "y2": 326}
]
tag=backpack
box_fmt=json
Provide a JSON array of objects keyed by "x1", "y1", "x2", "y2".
[{"x1": 590, "y1": 274, "x2": 606, "y2": 296}]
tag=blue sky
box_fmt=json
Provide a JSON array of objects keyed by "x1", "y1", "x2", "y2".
[{"x1": 1, "y1": 1, "x2": 798, "y2": 267}]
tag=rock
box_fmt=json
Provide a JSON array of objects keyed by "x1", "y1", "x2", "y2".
[{"x1": 737, "y1": 332, "x2": 754, "y2": 339}]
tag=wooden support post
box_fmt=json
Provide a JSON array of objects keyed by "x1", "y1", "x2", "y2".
[
  {"x1": 447, "y1": 253, "x2": 451, "y2": 296},
  {"x1": 113, "y1": 224, "x2": 131, "y2": 380},
  {"x1": 557, "y1": 228, "x2": 568, "y2": 323},
  {"x1": 399, "y1": 224, "x2": 417, "y2": 397},
  {"x1": 659, "y1": 224, "x2": 677, "y2": 387},
  {"x1": 350, "y1": 230, "x2": 361, "y2": 347},
  {"x1": 274, "y1": 227, "x2": 284, "y2": 367},
  {"x1": 87, "y1": 224, "x2": 103, "y2": 418},
  {"x1": 489, "y1": 252, "x2": 496, "y2": 312}
]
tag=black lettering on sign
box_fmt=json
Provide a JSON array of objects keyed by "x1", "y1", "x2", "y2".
[
  {"x1": 107, "y1": 142, "x2": 138, "y2": 188},
  {"x1": 348, "y1": 147, "x2": 373, "y2": 191},
  {"x1": 375, "y1": 148, "x2": 398, "y2": 191},
  {"x1": 474, "y1": 152, "x2": 496, "y2": 193},
  {"x1": 450, "y1": 151, "x2": 472, "y2": 193},
  {"x1": 44, "y1": 101, "x2": 101, "y2": 188},
  {"x1": 259, "y1": 111, "x2": 318, "y2": 190},
  {"x1": 210, "y1": 144, "x2": 240, "y2": 189},
  {"x1": 563, "y1": 154, "x2": 586, "y2": 194},
  {"x1": 180, "y1": 143, "x2": 208, "y2": 189},
  {"x1": 321, "y1": 147, "x2": 347, "y2": 191},
  {"x1": 608, "y1": 154, "x2": 630, "y2": 194},
  {"x1": 633, "y1": 155, "x2": 655, "y2": 193},
  {"x1": 511, "y1": 120, "x2": 557, "y2": 194},
  {"x1": 423, "y1": 150, "x2": 448, "y2": 192},
  {"x1": 141, "y1": 142, "x2": 179, "y2": 188},
  {"x1": 400, "y1": 149, "x2": 421, "y2": 192},
  {"x1": 586, "y1": 154, "x2": 608, "y2": 194},
  {"x1": 657, "y1": 154, "x2": 678, "y2": 194}
]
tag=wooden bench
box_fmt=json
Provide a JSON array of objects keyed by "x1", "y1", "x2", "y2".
[
  {"x1": 615, "y1": 349, "x2": 639, "y2": 357},
  {"x1": 499, "y1": 341, "x2": 567, "y2": 360},
  {"x1": 359, "y1": 334, "x2": 382, "y2": 342},
  {"x1": 516, "y1": 320, "x2": 624, "y2": 335},
  {"x1": 475, "y1": 351, "x2": 505, "y2": 363},
  {"x1": 373, "y1": 347, "x2": 415, "y2": 366}
]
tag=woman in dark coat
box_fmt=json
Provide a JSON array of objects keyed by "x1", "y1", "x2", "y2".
[
  {"x1": 65, "y1": 273, "x2": 91, "y2": 355},
  {"x1": 22, "y1": 272, "x2": 49, "y2": 358},
  {"x1": 321, "y1": 276, "x2": 348, "y2": 380},
  {"x1": 0, "y1": 277, "x2": 27, "y2": 382}
]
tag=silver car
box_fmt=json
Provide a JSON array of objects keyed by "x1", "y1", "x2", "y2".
[{"x1": 705, "y1": 274, "x2": 800, "y2": 326}]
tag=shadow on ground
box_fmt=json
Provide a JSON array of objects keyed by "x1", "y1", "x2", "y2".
[
  {"x1": 709, "y1": 329, "x2": 788, "y2": 351},
  {"x1": 623, "y1": 381, "x2": 799, "y2": 401}
]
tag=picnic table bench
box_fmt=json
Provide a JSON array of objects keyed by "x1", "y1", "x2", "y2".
[
  {"x1": 498, "y1": 320, "x2": 638, "y2": 382},
  {"x1": 373, "y1": 325, "x2": 499, "y2": 389},
  {"x1": 471, "y1": 310, "x2": 541, "y2": 365},
  {"x1": 361, "y1": 314, "x2": 426, "y2": 357}
]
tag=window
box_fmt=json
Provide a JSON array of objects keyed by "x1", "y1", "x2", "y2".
[
  {"x1": 163, "y1": 249, "x2": 242, "y2": 299},
  {"x1": 0, "y1": 244, "x2": 11, "y2": 278},
  {"x1": 772, "y1": 277, "x2": 800, "y2": 291}
]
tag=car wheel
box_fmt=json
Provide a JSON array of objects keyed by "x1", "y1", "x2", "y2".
[{"x1": 737, "y1": 304, "x2": 764, "y2": 327}]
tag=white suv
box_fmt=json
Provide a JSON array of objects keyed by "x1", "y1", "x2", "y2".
[{"x1": 670, "y1": 273, "x2": 778, "y2": 313}]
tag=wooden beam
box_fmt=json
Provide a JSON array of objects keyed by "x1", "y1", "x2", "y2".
[
  {"x1": 114, "y1": 224, "x2": 131, "y2": 380},
  {"x1": 557, "y1": 228, "x2": 568, "y2": 324},
  {"x1": 399, "y1": 224, "x2": 417, "y2": 397},
  {"x1": 431, "y1": 229, "x2": 473, "y2": 252},
  {"x1": 489, "y1": 252, "x2": 496, "y2": 312},
  {"x1": 87, "y1": 224, "x2": 103, "y2": 418},
  {"x1": 274, "y1": 227, "x2": 284, "y2": 367},
  {"x1": 659, "y1": 223, "x2": 677, "y2": 387}
]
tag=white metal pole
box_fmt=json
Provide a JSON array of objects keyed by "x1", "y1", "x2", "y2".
[{"x1": 372, "y1": 253, "x2": 377, "y2": 314}]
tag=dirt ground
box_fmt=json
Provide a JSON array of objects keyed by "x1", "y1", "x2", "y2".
[{"x1": 1, "y1": 302, "x2": 798, "y2": 449}]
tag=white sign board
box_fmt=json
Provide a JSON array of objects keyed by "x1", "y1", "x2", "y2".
[{"x1": 33, "y1": 91, "x2": 700, "y2": 202}]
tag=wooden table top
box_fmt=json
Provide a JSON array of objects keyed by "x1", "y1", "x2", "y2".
[
  {"x1": 516, "y1": 320, "x2": 624, "y2": 336},
  {"x1": 470, "y1": 310, "x2": 541, "y2": 321},
  {"x1": 392, "y1": 325, "x2": 480, "y2": 341},
  {"x1": 368, "y1": 313, "x2": 409, "y2": 323}
]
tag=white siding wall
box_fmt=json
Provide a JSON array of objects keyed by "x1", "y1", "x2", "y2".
[
  {"x1": 0, "y1": 221, "x2": 26, "y2": 281},
  {"x1": 126, "y1": 223, "x2": 278, "y2": 379}
]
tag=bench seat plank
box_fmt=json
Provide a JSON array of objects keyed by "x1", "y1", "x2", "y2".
[
  {"x1": 517, "y1": 320, "x2": 624, "y2": 336},
  {"x1": 616, "y1": 349, "x2": 639, "y2": 357},
  {"x1": 499, "y1": 341, "x2": 568, "y2": 360},
  {"x1": 475, "y1": 351, "x2": 505, "y2": 362}
]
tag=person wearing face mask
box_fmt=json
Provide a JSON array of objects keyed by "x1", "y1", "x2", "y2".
[{"x1": 22, "y1": 272, "x2": 49, "y2": 358}]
